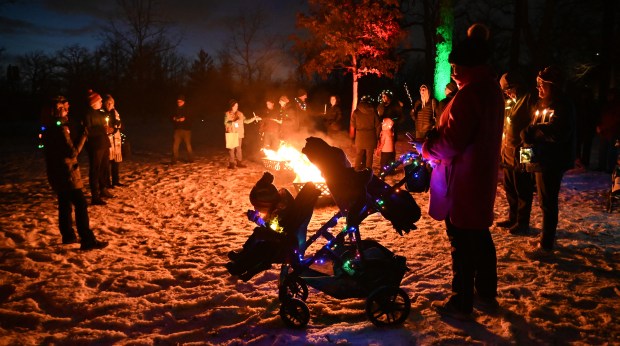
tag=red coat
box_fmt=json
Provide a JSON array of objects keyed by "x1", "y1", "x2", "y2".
[{"x1": 422, "y1": 66, "x2": 505, "y2": 229}]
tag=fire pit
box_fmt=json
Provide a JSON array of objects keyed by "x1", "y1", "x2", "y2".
[
  {"x1": 293, "y1": 182, "x2": 331, "y2": 197},
  {"x1": 262, "y1": 143, "x2": 331, "y2": 197},
  {"x1": 261, "y1": 158, "x2": 292, "y2": 172}
]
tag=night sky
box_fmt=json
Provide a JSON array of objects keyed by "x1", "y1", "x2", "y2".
[{"x1": 0, "y1": 0, "x2": 306, "y2": 60}]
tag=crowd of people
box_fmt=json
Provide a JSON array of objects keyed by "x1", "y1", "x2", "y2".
[{"x1": 39, "y1": 20, "x2": 618, "y2": 326}]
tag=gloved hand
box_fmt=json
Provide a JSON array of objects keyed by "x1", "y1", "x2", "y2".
[
  {"x1": 425, "y1": 127, "x2": 439, "y2": 140},
  {"x1": 520, "y1": 125, "x2": 537, "y2": 144},
  {"x1": 412, "y1": 141, "x2": 424, "y2": 155}
]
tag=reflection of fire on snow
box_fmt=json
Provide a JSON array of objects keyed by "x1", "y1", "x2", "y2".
[{"x1": 262, "y1": 144, "x2": 331, "y2": 196}]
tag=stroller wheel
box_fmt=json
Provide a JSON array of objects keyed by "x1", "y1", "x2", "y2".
[
  {"x1": 280, "y1": 298, "x2": 310, "y2": 328},
  {"x1": 366, "y1": 286, "x2": 411, "y2": 327},
  {"x1": 279, "y1": 275, "x2": 309, "y2": 302}
]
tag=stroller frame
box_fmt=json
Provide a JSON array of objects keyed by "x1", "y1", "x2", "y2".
[{"x1": 231, "y1": 135, "x2": 429, "y2": 328}]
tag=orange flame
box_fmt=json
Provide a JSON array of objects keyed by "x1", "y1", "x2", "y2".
[{"x1": 262, "y1": 143, "x2": 325, "y2": 183}]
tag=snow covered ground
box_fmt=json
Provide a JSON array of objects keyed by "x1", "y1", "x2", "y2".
[{"x1": 0, "y1": 121, "x2": 618, "y2": 345}]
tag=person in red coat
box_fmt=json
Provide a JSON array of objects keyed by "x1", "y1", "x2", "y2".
[{"x1": 421, "y1": 23, "x2": 504, "y2": 320}]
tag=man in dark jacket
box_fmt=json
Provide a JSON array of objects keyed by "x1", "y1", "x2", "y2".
[
  {"x1": 350, "y1": 96, "x2": 381, "y2": 171},
  {"x1": 43, "y1": 97, "x2": 108, "y2": 250},
  {"x1": 171, "y1": 95, "x2": 194, "y2": 163},
  {"x1": 521, "y1": 66, "x2": 576, "y2": 252},
  {"x1": 497, "y1": 72, "x2": 536, "y2": 234},
  {"x1": 84, "y1": 90, "x2": 113, "y2": 205}
]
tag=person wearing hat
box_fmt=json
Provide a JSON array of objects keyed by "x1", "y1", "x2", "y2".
[
  {"x1": 84, "y1": 90, "x2": 113, "y2": 205},
  {"x1": 421, "y1": 23, "x2": 504, "y2": 320},
  {"x1": 171, "y1": 95, "x2": 194, "y2": 164},
  {"x1": 521, "y1": 65, "x2": 576, "y2": 252},
  {"x1": 350, "y1": 95, "x2": 381, "y2": 171},
  {"x1": 496, "y1": 72, "x2": 537, "y2": 235},
  {"x1": 42, "y1": 96, "x2": 108, "y2": 250},
  {"x1": 411, "y1": 84, "x2": 438, "y2": 140}
]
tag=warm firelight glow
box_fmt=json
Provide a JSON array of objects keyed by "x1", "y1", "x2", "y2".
[{"x1": 262, "y1": 143, "x2": 325, "y2": 183}]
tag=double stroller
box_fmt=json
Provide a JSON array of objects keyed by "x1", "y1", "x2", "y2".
[{"x1": 226, "y1": 136, "x2": 431, "y2": 328}]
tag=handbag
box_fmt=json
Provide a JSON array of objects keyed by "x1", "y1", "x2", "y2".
[{"x1": 225, "y1": 132, "x2": 239, "y2": 149}]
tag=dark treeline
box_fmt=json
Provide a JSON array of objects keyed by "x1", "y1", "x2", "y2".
[{"x1": 0, "y1": 0, "x2": 617, "y2": 148}]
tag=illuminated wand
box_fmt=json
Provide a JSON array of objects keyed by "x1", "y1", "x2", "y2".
[{"x1": 404, "y1": 83, "x2": 414, "y2": 109}]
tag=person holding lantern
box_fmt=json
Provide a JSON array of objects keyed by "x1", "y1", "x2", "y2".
[
  {"x1": 520, "y1": 66, "x2": 576, "y2": 252},
  {"x1": 496, "y1": 72, "x2": 536, "y2": 235},
  {"x1": 103, "y1": 94, "x2": 124, "y2": 187}
]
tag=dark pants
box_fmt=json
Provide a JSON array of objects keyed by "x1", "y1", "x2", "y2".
[
  {"x1": 534, "y1": 169, "x2": 564, "y2": 249},
  {"x1": 445, "y1": 219, "x2": 497, "y2": 313},
  {"x1": 57, "y1": 189, "x2": 95, "y2": 244},
  {"x1": 502, "y1": 166, "x2": 534, "y2": 226},
  {"x1": 228, "y1": 138, "x2": 244, "y2": 164},
  {"x1": 87, "y1": 145, "x2": 110, "y2": 199},
  {"x1": 354, "y1": 147, "x2": 374, "y2": 171},
  {"x1": 172, "y1": 129, "x2": 193, "y2": 162},
  {"x1": 110, "y1": 161, "x2": 120, "y2": 185},
  {"x1": 263, "y1": 132, "x2": 280, "y2": 150}
]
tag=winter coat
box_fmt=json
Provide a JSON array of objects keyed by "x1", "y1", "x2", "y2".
[
  {"x1": 280, "y1": 104, "x2": 299, "y2": 133},
  {"x1": 43, "y1": 121, "x2": 87, "y2": 192},
  {"x1": 172, "y1": 105, "x2": 192, "y2": 130},
  {"x1": 412, "y1": 98, "x2": 438, "y2": 137},
  {"x1": 106, "y1": 108, "x2": 123, "y2": 162},
  {"x1": 521, "y1": 96, "x2": 576, "y2": 172},
  {"x1": 351, "y1": 102, "x2": 380, "y2": 149},
  {"x1": 84, "y1": 107, "x2": 111, "y2": 151},
  {"x1": 501, "y1": 90, "x2": 536, "y2": 168},
  {"x1": 378, "y1": 100, "x2": 404, "y2": 125},
  {"x1": 225, "y1": 111, "x2": 256, "y2": 139},
  {"x1": 325, "y1": 105, "x2": 342, "y2": 130},
  {"x1": 422, "y1": 66, "x2": 505, "y2": 229},
  {"x1": 259, "y1": 107, "x2": 281, "y2": 134}
]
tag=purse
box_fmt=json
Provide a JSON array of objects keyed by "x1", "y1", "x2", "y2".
[{"x1": 225, "y1": 132, "x2": 239, "y2": 149}]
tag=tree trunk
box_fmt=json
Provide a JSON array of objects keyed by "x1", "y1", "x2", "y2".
[
  {"x1": 350, "y1": 58, "x2": 358, "y2": 139},
  {"x1": 597, "y1": 0, "x2": 616, "y2": 104}
]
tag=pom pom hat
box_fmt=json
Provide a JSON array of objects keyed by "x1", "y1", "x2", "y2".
[
  {"x1": 449, "y1": 23, "x2": 491, "y2": 67},
  {"x1": 88, "y1": 90, "x2": 102, "y2": 106},
  {"x1": 249, "y1": 172, "x2": 281, "y2": 210}
]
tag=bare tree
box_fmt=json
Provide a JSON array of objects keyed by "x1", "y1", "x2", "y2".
[
  {"x1": 100, "y1": 0, "x2": 184, "y2": 117},
  {"x1": 17, "y1": 51, "x2": 56, "y2": 96},
  {"x1": 223, "y1": 5, "x2": 280, "y2": 86}
]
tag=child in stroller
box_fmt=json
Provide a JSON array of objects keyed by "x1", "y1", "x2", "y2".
[{"x1": 226, "y1": 137, "x2": 428, "y2": 327}]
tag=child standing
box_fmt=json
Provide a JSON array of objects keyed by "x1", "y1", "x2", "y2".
[{"x1": 375, "y1": 117, "x2": 396, "y2": 178}]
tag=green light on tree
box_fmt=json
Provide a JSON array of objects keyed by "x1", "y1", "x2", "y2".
[{"x1": 434, "y1": 0, "x2": 453, "y2": 101}]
